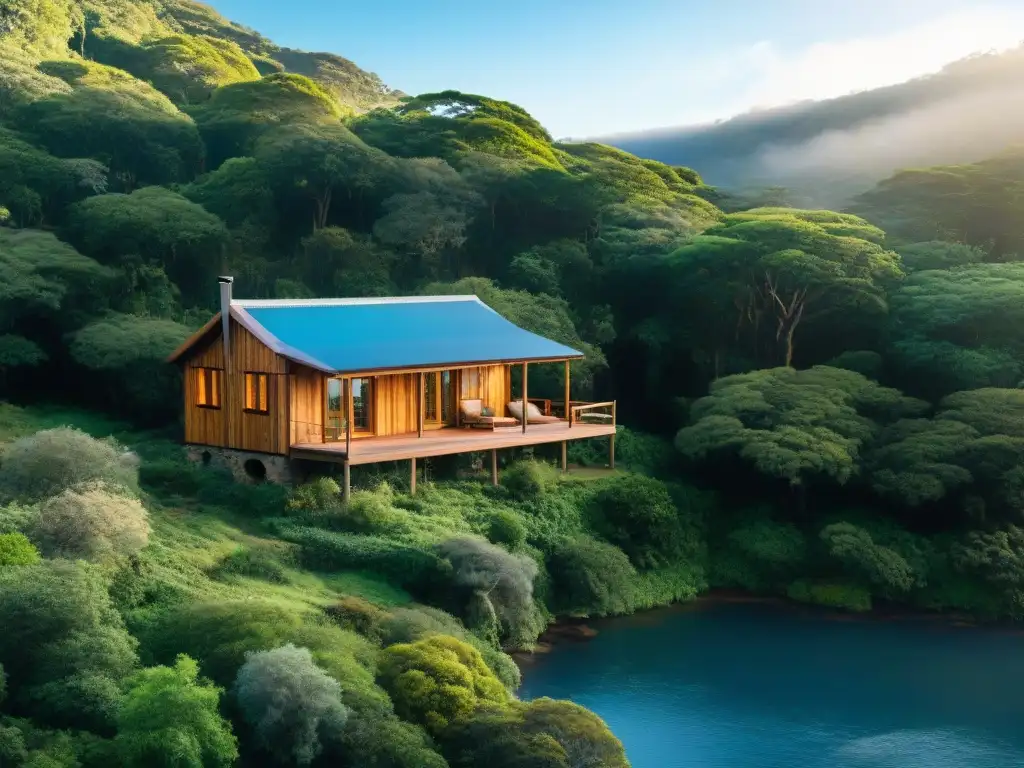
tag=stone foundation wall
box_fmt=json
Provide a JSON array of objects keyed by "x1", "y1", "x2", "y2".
[{"x1": 185, "y1": 445, "x2": 294, "y2": 485}]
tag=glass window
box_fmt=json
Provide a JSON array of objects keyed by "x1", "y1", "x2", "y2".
[
  {"x1": 425, "y1": 373, "x2": 439, "y2": 422},
  {"x1": 244, "y1": 372, "x2": 269, "y2": 414},
  {"x1": 195, "y1": 367, "x2": 221, "y2": 408},
  {"x1": 352, "y1": 378, "x2": 372, "y2": 431}
]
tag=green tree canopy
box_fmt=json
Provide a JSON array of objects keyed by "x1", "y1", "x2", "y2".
[
  {"x1": 677, "y1": 366, "x2": 927, "y2": 487},
  {"x1": 665, "y1": 208, "x2": 901, "y2": 367},
  {"x1": 66, "y1": 186, "x2": 229, "y2": 306},
  {"x1": 190, "y1": 73, "x2": 345, "y2": 168},
  {"x1": 115, "y1": 655, "x2": 238, "y2": 768},
  {"x1": 887, "y1": 261, "x2": 1024, "y2": 396},
  {"x1": 256, "y1": 123, "x2": 394, "y2": 231},
  {"x1": 94, "y1": 33, "x2": 260, "y2": 105},
  {"x1": 377, "y1": 634, "x2": 509, "y2": 736},
  {"x1": 16, "y1": 60, "x2": 203, "y2": 190}
]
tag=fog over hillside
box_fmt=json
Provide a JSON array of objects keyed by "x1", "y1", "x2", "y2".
[{"x1": 603, "y1": 47, "x2": 1024, "y2": 207}]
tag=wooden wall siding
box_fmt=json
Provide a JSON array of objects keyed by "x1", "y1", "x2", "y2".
[
  {"x1": 290, "y1": 366, "x2": 324, "y2": 445},
  {"x1": 228, "y1": 372, "x2": 288, "y2": 453},
  {"x1": 183, "y1": 365, "x2": 225, "y2": 447},
  {"x1": 183, "y1": 317, "x2": 289, "y2": 454},
  {"x1": 375, "y1": 373, "x2": 420, "y2": 437},
  {"x1": 483, "y1": 365, "x2": 511, "y2": 415}
]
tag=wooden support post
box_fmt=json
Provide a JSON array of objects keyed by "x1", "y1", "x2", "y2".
[
  {"x1": 491, "y1": 449, "x2": 498, "y2": 486},
  {"x1": 561, "y1": 441, "x2": 567, "y2": 473},
  {"x1": 343, "y1": 461, "x2": 351, "y2": 503},
  {"x1": 344, "y1": 378, "x2": 352, "y2": 459},
  {"x1": 417, "y1": 371, "x2": 424, "y2": 438},
  {"x1": 410, "y1": 457, "x2": 417, "y2": 495},
  {"x1": 609, "y1": 401, "x2": 616, "y2": 469},
  {"x1": 522, "y1": 362, "x2": 528, "y2": 434},
  {"x1": 564, "y1": 360, "x2": 571, "y2": 426}
]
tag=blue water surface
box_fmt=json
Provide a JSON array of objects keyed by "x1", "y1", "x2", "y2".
[{"x1": 517, "y1": 602, "x2": 1024, "y2": 768}]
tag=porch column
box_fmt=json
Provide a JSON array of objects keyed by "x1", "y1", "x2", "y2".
[
  {"x1": 564, "y1": 360, "x2": 571, "y2": 426},
  {"x1": 491, "y1": 449, "x2": 498, "y2": 486},
  {"x1": 417, "y1": 371, "x2": 424, "y2": 438},
  {"x1": 609, "y1": 400, "x2": 616, "y2": 469},
  {"x1": 561, "y1": 441, "x2": 567, "y2": 473},
  {"x1": 343, "y1": 461, "x2": 351, "y2": 503},
  {"x1": 410, "y1": 457, "x2": 417, "y2": 495},
  {"x1": 344, "y1": 378, "x2": 352, "y2": 458},
  {"x1": 522, "y1": 362, "x2": 528, "y2": 434}
]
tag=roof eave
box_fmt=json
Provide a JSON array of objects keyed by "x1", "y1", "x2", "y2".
[{"x1": 166, "y1": 313, "x2": 222, "y2": 364}]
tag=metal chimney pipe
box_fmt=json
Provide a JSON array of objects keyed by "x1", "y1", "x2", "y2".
[{"x1": 218, "y1": 276, "x2": 233, "y2": 373}]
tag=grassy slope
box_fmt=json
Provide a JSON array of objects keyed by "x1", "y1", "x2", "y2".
[{"x1": 0, "y1": 402, "x2": 411, "y2": 612}]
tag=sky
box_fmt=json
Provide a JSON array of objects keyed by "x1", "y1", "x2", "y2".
[{"x1": 207, "y1": 0, "x2": 1024, "y2": 138}]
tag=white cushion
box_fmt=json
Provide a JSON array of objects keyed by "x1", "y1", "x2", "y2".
[
  {"x1": 460, "y1": 399, "x2": 483, "y2": 418},
  {"x1": 507, "y1": 401, "x2": 523, "y2": 419},
  {"x1": 526, "y1": 401, "x2": 543, "y2": 418}
]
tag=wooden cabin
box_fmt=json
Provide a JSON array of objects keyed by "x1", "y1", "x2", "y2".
[{"x1": 168, "y1": 277, "x2": 616, "y2": 498}]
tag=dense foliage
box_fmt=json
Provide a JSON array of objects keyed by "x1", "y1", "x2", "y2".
[{"x1": 4, "y1": 0, "x2": 1024, "y2": 764}]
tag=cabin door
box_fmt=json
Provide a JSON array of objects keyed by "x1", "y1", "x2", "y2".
[
  {"x1": 424, "y1": 371, "x2": 455, "y2": 427},
  {"x1": 325, "y1": 376, "x2": 375, "y2": 441}
]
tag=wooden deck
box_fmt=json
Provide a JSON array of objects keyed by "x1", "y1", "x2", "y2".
[{"x1": 290, "y1": 421, "x2": 616, "y2": 466}]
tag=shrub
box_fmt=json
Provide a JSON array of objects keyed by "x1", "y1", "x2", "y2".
[
  {"x1": 0, "y1": 560, "x2": 129, "y2": 690},
  {"x1": 235, "y1": 644, "x2": 348, "y2": 767},
  {"x1": 140, "y1": 601, "x2": 306, "y2": 686},
  {"x1": 211, "y1": 545, "x2": 290, "y2": 583},
  {"x1": 115, "y1": 655, "x2": 238, "y2": 768},
  {"x1": 487, "y1": 510, "x2": 527, "y2": 550},
  {"x1": 275, "y1": 525, "x2": 450, "y2": 592},
  {"x1": 336, "y1": 709, "x2": 448, "y2": 768},
  {"x1": 31, "y1": 482, "x2": 150, "y2": 562},
  {"x1": 0, "y1": 560, "x2": 139, "y2": 733},
  {"x1": 522, "y1": 697, "x2": 628, "y2": 768},
  {"x1": 0, "y1": 428, "x2": 138, "y2": 503},
  {"x1": 377, "y1": 635, "x2": 509, "y2": 736},
  {"x1": 324, "y1": 596, "x2": 388, "y2": 643},
  {"x1": 820, "y1": 522, "x2": 915, "y2": 593},
  {"x1": 501, "y1": 459, "x2": 559, "y2": 501},
  {"x1": 341, "y1": 482, "x2": 402, "y2": 532},
  {"x1": 138, "y1": 458, "x2": 202, "y2": 498},
  {"x1": 0, "y1": 531, "x2": 40, "y2": 565},
  {"x1": 381, "y1": 606, "x2": 521, "y2": 690},
  {"x1": 588, "y1": 474, "x2": 681, "y2": 569},
  {"x1": 787, "y1": 580, "x2": 872, "y2": 612},
  {"x1": 437, "y1": 536, "x2": 543, "y2": 648},
  {"x1": 567, "y1": 426, "x2": 676, "y2": 475},
  {"x1": 287, "y1": 477, "x2": 341, "y2": 515},
  {"x1": 545, "y1": 536, "x2": 637, "y2": 617}
]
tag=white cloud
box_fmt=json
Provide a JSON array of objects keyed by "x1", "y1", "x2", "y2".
[{"x1": 588, "y1": 5, "x2": 1024, "y2": 137}]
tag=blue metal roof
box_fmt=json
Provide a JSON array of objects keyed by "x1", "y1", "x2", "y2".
[{"x1": 235, "y1": 296, "x2": 582, "y2": 373}]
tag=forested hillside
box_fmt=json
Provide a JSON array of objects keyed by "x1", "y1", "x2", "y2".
[
  {"x1": 606, "y1": 47, "x2": 1024, "y2": 207},
  {"x1": 5, "y1": 1, "x2": 1024, "y2": 766}
]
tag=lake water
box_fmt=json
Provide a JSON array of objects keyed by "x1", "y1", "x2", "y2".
[{"x1": 517, "y1": 601, "x2": 1024, "y2": 768}]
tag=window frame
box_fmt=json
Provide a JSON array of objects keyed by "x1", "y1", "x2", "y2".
[
  {"x1": 243, "y1": 372, "x2": 270, "y2": 415},
  {"x1": 195, "y1": 367, "x2": 222, "y2": 410}
]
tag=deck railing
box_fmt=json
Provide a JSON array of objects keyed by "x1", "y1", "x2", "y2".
[{"x1": 569, "y1": 400, "x2": 616, "y2": 428}]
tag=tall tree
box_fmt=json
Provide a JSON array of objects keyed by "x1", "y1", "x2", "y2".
[{"x1": 666, "y1": 208, "x2": 902, "y2": 368}]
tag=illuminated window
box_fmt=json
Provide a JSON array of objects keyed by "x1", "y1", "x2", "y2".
[
  {"x1": 244, "y1": 372, "x2": 269, "y2": 414},
  {"x1": 195, "y1": 368, "x2": 221, "y2": 409}
]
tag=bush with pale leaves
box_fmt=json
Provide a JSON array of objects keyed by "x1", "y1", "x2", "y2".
[{"x1": 32, "y1": 482, "x2": 150, "y2": 561}]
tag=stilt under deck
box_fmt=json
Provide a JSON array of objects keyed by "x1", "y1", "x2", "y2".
[{"x1": 290, "y1": 421, "x2": 616, "y2": 466}]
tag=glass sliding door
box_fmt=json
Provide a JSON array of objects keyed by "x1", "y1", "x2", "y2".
[
  {"x1": 424, "y1": 371, "x2": 456, "y2": 427},
  {"x1": 325, "y1": 377, "x2": 374, "y2": 441}
]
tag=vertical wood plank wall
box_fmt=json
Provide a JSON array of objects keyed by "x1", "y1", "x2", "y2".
[
  {"x1": 184, "y1": 324, "x2": 520, "y2": 453},
  {"x1": 183, "y1": 318, "x2": 289, "y2": 455},
  {"x1": 375, "y1": 373, "x2": 419, "y2": 437},
  {"x1": 289, "y1": 365, "x2": 324, "y2": 445},
  {"x1": 477, "y1": 365, "x2": 511, "y2": 416}
]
